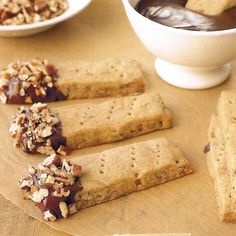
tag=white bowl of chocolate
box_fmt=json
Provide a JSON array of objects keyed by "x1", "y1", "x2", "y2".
[
  {"x1": 123, "y1": 0, "x2": 236, "y2": 89},
  {"x1": 0, "y1": 0, "x2": 91, "y2": 37}
]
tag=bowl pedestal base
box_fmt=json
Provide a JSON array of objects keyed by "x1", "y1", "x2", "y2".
[{"x1": 155, "y1": 58, "x2": 231, "y2": 90}]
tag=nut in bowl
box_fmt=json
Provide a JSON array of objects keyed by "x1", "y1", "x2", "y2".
[
  {"x1": 122, "y1": 0, "x2": 236, "y2": 89},
  {"x1": 0, "y1": 0, "x2": 91, "y2": 37}
]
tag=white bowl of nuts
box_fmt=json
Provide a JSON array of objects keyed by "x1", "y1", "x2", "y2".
[{"x1": 0, "y1": 0, "x2": 91, "y2": 37}]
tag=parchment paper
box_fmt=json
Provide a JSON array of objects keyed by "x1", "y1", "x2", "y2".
[{"x1": 0, "y1": 0, "x2": 236, "y2": 235}]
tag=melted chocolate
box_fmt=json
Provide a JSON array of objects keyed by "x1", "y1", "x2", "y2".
[
  {"x1": 4, "y1": 77, "x2": 66, "y2": 104},
  {"x1": 136, "y1": 0, "x2": 236, "y2": 31},
  {"x1": 34, "y1": 178, "x2": 83, "y2": 218},
  {"x1": 20, "y1": 156, "x2": 83, "y2": 220}
]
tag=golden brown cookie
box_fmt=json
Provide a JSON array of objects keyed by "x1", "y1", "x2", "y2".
[
  {"x1": 207, "y1": 91, "x2": 236, "y2": 222},
  {"x1": 0, "y1": 58, "x2": 145, "y2": 104},
  {"x1": 19, "y1": 138, "x2": 193, "y2": 221},
  {"x1": 10, "y1": 93, "x2": 172, "y2": 155},
  {"x1": 186, "y1": 0, "x2": 236, "y2": 16}
]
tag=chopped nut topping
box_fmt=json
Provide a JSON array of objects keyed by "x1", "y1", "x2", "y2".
[
  {"x1": 42, "y1": 153, "x2": 61, "y2": 166},
  {"x1": 0, "y1": 93, "x2": 7, "y2": 103},
  {"x1": 62, "y1": 159, "x2": 71, "y2": 172},
  {"x1": 53, "y1": 188, "x2": 70, "y2": 197},
  {"x1": 37, "y1": 146, "x2": 55, "y2": 155},
  {"x1": 59, "y1": 202, "x2": 69, "y2": 218},
  {"x1": 41, "y1": 126, "x2": 52, "y2": 138},
  {"x1": 40, "y1": 173, "x2": 48, "y2": 180},
  {"x1": 43, "y1": 210, "x2": 57, "y2": 222},
  {"x1": 0, "y1": 59, "x2": 66, "y2": 104},
  {"x1": 19, "y1": 154, "x2": 83, "y2": 221},
  {"x1": 0, "y1": 0, "x2": 68, "y2": 26},
  {"x1": 9, "y1": 103, "x2": 68, "y2": 155},
  {"x1": 20, "y1": 179, "x2": 33, "y2": 188},
  {"x1": 71, "y1": 164, "x2": 82, "y2": 178},
  {"x1": 28, "y1": 166, "x2": 36, "y2": 175},
  {"x1": 45, "y1": 175, "x2": 55, "y2": 184},
  {"x1": 31, "y1": 188, "x2": 49, "y2": 203},
  {"x1": 57, "y1": 145, "x2": 70, "y2": 156}
]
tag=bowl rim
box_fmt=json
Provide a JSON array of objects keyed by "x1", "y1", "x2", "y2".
[
  {"x1": 0, "y1": 0, "x2": 91, "y2": 32},
  {"x1": 123, "y1": 0, "x2": 236, "y2": 36}
]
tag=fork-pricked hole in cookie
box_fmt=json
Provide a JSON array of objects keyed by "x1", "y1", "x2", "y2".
[
  {"x1": 100, "y1": 157, "x2": 105, "y2": 168},
  {"x1": 131, "y1": 146, "x2": 136, "y2": 155}
]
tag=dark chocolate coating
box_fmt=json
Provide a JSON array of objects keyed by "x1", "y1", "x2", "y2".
[
  {"x1": 4, "y1": 77, "x2": 66, "y2": 104},
  {"x1": 34, "y1": 177, "x2": 83, "y2": 218},
  {"x1": 19, "y1": 111, "x2": 66, "y2": 154}
]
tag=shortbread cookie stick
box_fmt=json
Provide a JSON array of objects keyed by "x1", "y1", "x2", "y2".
[
  {"x1": 206, "y1": 91, "x2": 236, "y2": 222},
  {"x1": 215, "y1": 91, "x2": 236, "y2": 182},
  {"x1": 186, "y1": 0, "x2": 236, "y2": 16},
  {"x1": 207, "y1": 115, "x2": 236, "y2": 222},
  {"x1": 19, "y1": 138, "x2": 193, "y2": 221},
  {"x1": 0, "y1": 58, "x2": 145, "y2": 104},
  {"x1": 10, "y1": 93, "x2": 172, "y2": 155},
  {"x1": 56, "y1": 58, "x2": 145, "y2": 100}
]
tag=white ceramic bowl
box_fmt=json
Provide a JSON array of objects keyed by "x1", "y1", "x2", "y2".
[
  {"x1": 0, "y1": 0, "x2": 91, "y2": 37},
  {"x1": 122, "y1": 0, "x2": 236, "y2": 89}
]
